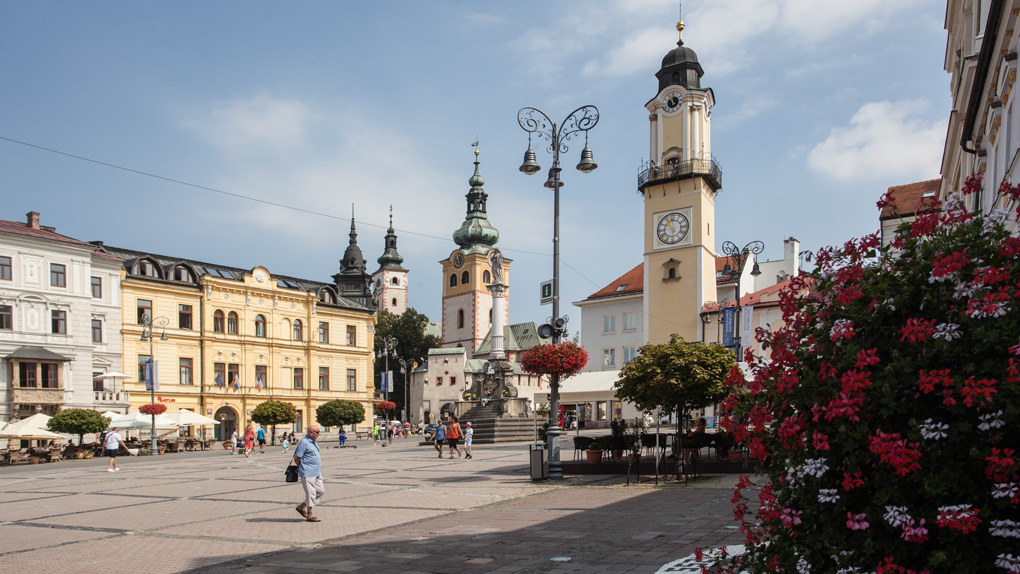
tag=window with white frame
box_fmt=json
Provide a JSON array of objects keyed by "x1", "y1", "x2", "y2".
[
  {"x1": 602, "y1": 314, "x2": 616, "y2": 334},
  {"x1": 602, "y1": 348, "x2": 616, "y2": 367},
  {"x1": 623, "y1": 346, "x2": 637, "y2": 363},
  {"x1": 623, "y1": 311, "x2": 637, "y2": 332}
]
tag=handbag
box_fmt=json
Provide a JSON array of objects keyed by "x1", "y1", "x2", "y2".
[{"x1": 285, "y1": 464, "x2": 299, "y2": 483}]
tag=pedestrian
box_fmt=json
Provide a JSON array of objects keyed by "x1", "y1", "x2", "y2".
[
  {"x1": 282, "y1": 432, "x2": 291, "y2": 453},
  {"x1": 388, "y1": 421, "x2": 394, "y2": 445},
  {"x1": 230, "y1": 429, "x2": 239, "y2": 455},
  {"x1": 293, "y1": 425, "x2": 324, "y2": 523},
  {"x1": 433, "y1": 420, "x2": 446, "y2": 458},
  {"x1": 243, "y1": 426, "x2": 255, "y2": 458},
  {"x1": 257, "y1": 425, "x2": 266, "y2": 454},
  {"x1": 105, "y1": 426, "x2": 131, "y2": 472},
  {"x1": 464, "y1": 421, "x2": 473, "y2": 459},
  {"x1": 446, "y1": 415, "x2": 462, "y2": 459},
  {"x1": 373, "y1": 422, "x2": 380, "y2": 444},
  {"x1": 339, "y1": 427, "x2": 347, "y2": 447}
]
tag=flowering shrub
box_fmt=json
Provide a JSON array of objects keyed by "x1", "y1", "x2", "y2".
[
  {"x1": 520, "y1": 341, "x2": 588, "y2": 378},
  {"x1": 717, "y1": 175, "x2": 1020, "y2": 573},
  {"x1": 139, "y1": 403, "x2": 167, "y2": 415},
  {"x1": 374, "y1": 401, "x2": 396, "y2": 412}
]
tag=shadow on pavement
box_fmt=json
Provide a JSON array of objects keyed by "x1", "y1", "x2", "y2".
[{"x1": 185, "y1": 475, "x2": 746, "y2": 574}]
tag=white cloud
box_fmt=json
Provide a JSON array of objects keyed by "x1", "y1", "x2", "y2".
[
  {"x1": 806, "y1": 99, "x2": 946, "y2": 182},
  {"x1": 179, "y1": 94, "x2": 314, "y2": 156}
]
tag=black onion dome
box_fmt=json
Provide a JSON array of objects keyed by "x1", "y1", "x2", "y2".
[{"x1": 656, "y1": 21, "x2": 704, "y2": 92}]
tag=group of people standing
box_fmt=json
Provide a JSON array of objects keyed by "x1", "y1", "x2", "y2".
[{"x1": 432, "y1": 415, "x2": 473, "y2": 459}]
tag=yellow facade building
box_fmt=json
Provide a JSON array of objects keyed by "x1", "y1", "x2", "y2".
[{"x1": 101, "y1": 229, "x2": 377, "y2": 440}]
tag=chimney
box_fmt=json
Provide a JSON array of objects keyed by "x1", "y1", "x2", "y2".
[
  {"x1": 27, "y1": 211, "x2": 40, "y2": 229},
  {"x1": 785, "y1": 237, "x2": 800, "y2": 277}
]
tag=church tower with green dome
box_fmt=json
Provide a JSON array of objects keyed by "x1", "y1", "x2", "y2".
[
  {"x1": 372, "y1": 208, "x2": 408, "y2": 314},
  {"x1": 441, "y1": 149, "x2": 511, "y2": 350}
]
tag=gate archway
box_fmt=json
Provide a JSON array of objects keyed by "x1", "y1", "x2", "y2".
[{"x1": 214, "y1": 406, "x2": 237, "y2": 442}]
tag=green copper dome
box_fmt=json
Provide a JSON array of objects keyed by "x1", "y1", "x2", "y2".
[
  {"x1": 376, "y1": 211, "x2": 406, "y2": 271},
  {"x1": 452, "y1": 150, "x2": 499, "y2": 254}
]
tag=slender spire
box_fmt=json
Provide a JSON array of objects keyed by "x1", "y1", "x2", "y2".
[
  {"x1": 452, "y1": 147, "x2": 499, "y2": 253},
  {"x1": 377, "y1": 205, "x2": 406, "y2": 271}
]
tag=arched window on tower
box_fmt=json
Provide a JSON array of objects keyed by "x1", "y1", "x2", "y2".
[
  {"x1": 449, "y1": 274, "x2": 457, "y2": 287},
  {"x1": 483, "y1": 270, "x2": 491, "y2": 283},
  {"x1": 461, "y1": 271, "x2": 469, "y2": 284},
  {"x1": 391, "y1": 297, "x2": 397, "y2": 307},
  {"x1": 457, "y1": 309, "x2": 464, "y2": 329},
  {"x1": 391, "y1": 277, "x2": 399, "y2": 285}
]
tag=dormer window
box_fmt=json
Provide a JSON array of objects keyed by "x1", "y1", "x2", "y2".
[
  {"x1": 173, "y1": 267, "x2": 192, "y2": 282},
  {"x1": 616, "y1": 284, "x2": 628, "y2": 292},
  {"x1": 136, "y1": 260, "x2": 158, "y2": 278}
]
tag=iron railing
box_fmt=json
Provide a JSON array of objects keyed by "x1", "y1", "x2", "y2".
[{"x1": 637, "y1": 156, "x2": 723, "y2": 192}]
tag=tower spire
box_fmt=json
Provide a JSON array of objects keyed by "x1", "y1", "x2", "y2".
[
  {"x1": 376, "y1": 204, "x2": 406, "y2": 271},
  {"x1": 452, "y1": 147, "x2": 500, "y2": 253}
]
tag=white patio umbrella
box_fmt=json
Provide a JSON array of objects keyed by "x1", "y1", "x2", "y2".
[
  {"x1": 99, "y1": 411, "x2": 123, "y2": 420},
  {"x1": 166, "y1": 409, "x2": 220, "y2": 427},
  {"x1": 93, "y1": 372, "x2": 131, "y2": 380},
  {"x1": 2, "y1": 413, "x2": 52, "y2": 431},
  {"x1": 0, "y1": 426, "x2": 65, "y2": 440},
  {"x1": 108, "y1": 410, "x2": 178, "y2": 430}
]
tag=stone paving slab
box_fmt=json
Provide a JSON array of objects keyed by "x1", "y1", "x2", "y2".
[{"x1": 0, "y1": 439, "x2": 748, "y2": 573}]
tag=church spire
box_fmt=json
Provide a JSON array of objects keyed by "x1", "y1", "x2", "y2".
[
  {"x1": 452, "y1": 148, "x2": 500, "y2": 254},
  {"x1": 333, "y1": 206, "x2": 373, "y2": 307},
  {"x1": 376, "y1": 206, "x2": 406, "y2": 271}
]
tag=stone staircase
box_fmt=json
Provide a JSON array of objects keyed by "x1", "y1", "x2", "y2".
[{"x1": 459, "y1": 403, "x2": 539, "y2": 444}]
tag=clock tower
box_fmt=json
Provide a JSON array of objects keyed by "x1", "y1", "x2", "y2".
[
  {"x1": 441, "y1": 150, "x2": 511, "y2": 351},
  {"x1": 641, "y1": 20, "x2": 720, "y2": 345}
]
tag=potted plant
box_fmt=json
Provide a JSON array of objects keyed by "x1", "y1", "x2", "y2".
[
  {"x1": 609, "y1": 419, "x2": 627, "y2": 459},
  {"x1": 586, "y1": 439, "x2": 603, "y2": 464},
  {"x1": 138, "y1": 447, "x2": 149, "y2": 456},
  {"x1": 82, "y1": 449, "x2": 94, "y2": 459}
]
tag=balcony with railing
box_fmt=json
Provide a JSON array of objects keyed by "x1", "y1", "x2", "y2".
[
  {"x1": 95, "y1": 390, "x2": 131, "y2": 405},
  {"x1": 637, "y1": 155, "x2": 723, "y2": 193}
]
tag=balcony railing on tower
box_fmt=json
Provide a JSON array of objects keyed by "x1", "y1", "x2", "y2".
[{"x1": 637, "y1": 155, "x2": 723, "y2": 193}]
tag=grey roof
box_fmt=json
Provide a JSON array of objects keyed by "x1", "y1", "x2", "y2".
[
  {"x1": 98, "y1": 244, "x2": 373, "y2": 313},
  {"x1": 7, "y1": 346, "x2": 72, "y2": 361},
  {"x1": 429, "y1": 347, "x2": 467, "y2": 356}
]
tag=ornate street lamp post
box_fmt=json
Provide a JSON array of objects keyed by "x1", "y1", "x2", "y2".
[
  {"x1": 140, "y1": 314, "x2": 169, "y2": 454},
  {"x1": 720, "y1": 241, "x2": 764, "y2": 360},
  {"x1": 518, "y1": 105, "x2": 600, "y2": 480},
  {"x1": 398, "y1": 357, "x2": 409, "y2": 423},
  {"x1": 376, "y1": 336, "x2": 397, "y2": 402}
]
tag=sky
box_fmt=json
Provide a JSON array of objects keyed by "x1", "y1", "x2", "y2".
[{"x1": 0, "y1": 1, "x2": 951, "y2": 336}]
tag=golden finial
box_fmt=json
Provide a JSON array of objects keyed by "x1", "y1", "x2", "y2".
[{"x1": 677, "y1": 21, "x2": 685, "y2": 43}]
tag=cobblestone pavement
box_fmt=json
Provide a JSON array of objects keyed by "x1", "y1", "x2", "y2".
[{"x1": 0, "y1": 438, "x2": 746, "y2": 574}]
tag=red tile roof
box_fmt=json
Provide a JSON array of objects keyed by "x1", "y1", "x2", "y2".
[
  {"x1": 586, "y1": 263, "x2": 643, "y2": 299},
  {"x1": 0, "y1": 218, "x2": 96, "y2": 248},
  {"x1": 880, "y1": 179, "x2": 941, "y2": 219}
]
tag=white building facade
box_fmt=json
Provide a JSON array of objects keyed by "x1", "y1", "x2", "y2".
[{"x1": 0, "y1": 211, "x2": 127, "y2": 426}]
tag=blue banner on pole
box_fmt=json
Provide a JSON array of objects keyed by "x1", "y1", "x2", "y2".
[{"x1": 722, "y1": 307, "x2": 735, "y2": 348}]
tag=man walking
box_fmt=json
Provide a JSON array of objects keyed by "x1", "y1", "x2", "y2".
[
  {"x1": 105, "y1": 426, "x2": 131, "y2": 472},
  {"x1": 294, "y1": 425, "x2": 323, "y2": 522},
  {"x1": 257, "y1": 425, "x2": 266, "y2": 454}
]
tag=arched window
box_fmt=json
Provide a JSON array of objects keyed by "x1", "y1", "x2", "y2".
[
  {"x1": 227, "y1": 311, "x2": 239, "y2": 334},
  {"x1": 483, "y1": 270, "x2": 491, "y2": 283},
  {"x1": 293, "y1": 319, "x2": 303, "y2": 341},
  {"x1": 391, "y1": 277, "x2": 399, "y2": 285},
  {"x1": 213, "y1": 310, "x2": 225, "y2": 333},
  {"x1": 391, "y1": 297, "x2": 397, "y2": 307},
  {"x1": 461, "y1": 271, "x2": 469, "y2": 284},
  {"x1": 668, "y1": 268, "x2": 677, "y2": 279},
  {"x1": 457, "y1": 309, "x2": 465, "y2": 329},
  {"x1": 255, "y1": 315, "x2": 266, "y2": 337},
  {"x1": 449, "y1": 274, "x2": 457, "y2": 287}
]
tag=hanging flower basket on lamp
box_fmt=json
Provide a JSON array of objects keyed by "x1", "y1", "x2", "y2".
[
  {"x1": 521, "y1": 342, "x2": 589, "y2": 378},
  {"x1": 139, "y1": 403, "x2": 167, "y2": 416},
  {"x1": 374, "y1": 401, "x2": 396, "y2": 413}
]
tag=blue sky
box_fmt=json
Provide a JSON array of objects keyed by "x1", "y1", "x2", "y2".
[{"x1": 1, "y1": 1, "x2": 949, "y2": 334}]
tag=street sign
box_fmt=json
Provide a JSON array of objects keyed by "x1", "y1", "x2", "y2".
[{"x1": 540, "y1": 280, "x2": 554, "y2": 305}]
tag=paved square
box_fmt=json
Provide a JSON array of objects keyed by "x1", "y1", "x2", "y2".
[{"x1": 0, "y1": 438, "x2": 745, "y2": 573}]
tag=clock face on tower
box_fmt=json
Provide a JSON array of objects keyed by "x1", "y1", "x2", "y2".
[
  {"x1": 663, "y1": 90, "x2": 682, "y2": 113},
  {"x1": 656, "y1": 211, "x2": 690, "y2": 245},
  {"x1": 452, "y1": 252, "x2": 465, "y2": 268}
]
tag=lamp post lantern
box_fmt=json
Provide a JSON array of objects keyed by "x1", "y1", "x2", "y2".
[
  {"x1": 720, "y1": 241, "x2": 764, "y2": 360},
  {"x1": 518, "y1": 104, "x2": 599, "y2": 480},
  {"x1": 376, "y1": 336, "x2": 397, "y2": 402},
  {"x1": 139, "y1": 314, "x2": 169, "y2": 454},
  {"x1": 398, "y1": 357, "x2": 409, "y2": 423}
]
